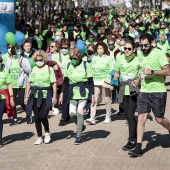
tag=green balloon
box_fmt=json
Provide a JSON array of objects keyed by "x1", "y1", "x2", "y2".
[
  {"x1": 5, "y1": 32, "x2": 16, "y2": 45},
  {"x1": 5, "y1": 32, "x2": 16, "y2": 46},
  {"x1": 29, "y1": 59, "x2": 37, "y2": 68}
]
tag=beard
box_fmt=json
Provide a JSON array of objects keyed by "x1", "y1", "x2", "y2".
[{"x1": 142, "y1": 47, "x2": 152, "y2": 55}]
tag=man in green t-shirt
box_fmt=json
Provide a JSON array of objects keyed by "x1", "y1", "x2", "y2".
[{"x1": 129, "y1": 33, "x2": 170, "y2": 157}]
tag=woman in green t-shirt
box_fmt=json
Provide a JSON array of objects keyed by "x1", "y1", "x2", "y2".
[
  {"x1": 25, "y1": 50, "x2": 57, "y2": 145},
  {"x1": 114, "y1": 40, "x2": 140, "y2": 151},
  {"x1": 5, "y1": 45, "x2": 31, "y2": 126},
  {"x1": 86, "y1": 41, "x2": 113, "y2": 125},
  {"x1": 59, "y1": 48, "x2": 95, "y2": 145},
  {"x1": 0, "y1": 57, "x2": 15, "y2": 148}
]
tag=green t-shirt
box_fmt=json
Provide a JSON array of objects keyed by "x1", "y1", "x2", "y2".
[
  {"x1": 138, "y1": 48, "x2": 169, "y2": 93},
  {"x1": 8, "y1": 58, "x2": 24, "y2": 88},
  {"x1": 91, "y1": 54, "x2": 113, "y2": 85},
  {"x1": 28, "y1": 65, "x2": 56, "y2": 98},
  {"x1": 2, "y1": 53, "x2": 9, "y2": 65},
  {"x1": 157, "y1": 41, "x2": 170, "y2": 54},
  {"x1": 64, "y1": 61, "x2": 93, "y2": 100},
  {"x1": 0, "y1": 68, "x2": 11, "y2": 99},
  {"x1": 114, "y1": 53, "x2": 140, "y2": 95}
]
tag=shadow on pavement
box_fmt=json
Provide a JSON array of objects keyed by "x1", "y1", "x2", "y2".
[
  {"x1": 143, "y1": 131, "x2": 170, "y2": 154},
  {"x1": 51, "y1": 130, "x2": 74, "y2": 142},
  {"x1": 82, "y1": 130, "x2": 110, "y2": 142},
  {"x1": 3, "y1": 132, "x2": 34, "y2": 145}
]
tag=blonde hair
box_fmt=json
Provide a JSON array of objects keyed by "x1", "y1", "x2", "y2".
[
  {"x1": 69, "y1": 48, "x2": 82, "y2": 60},
  {"x1": 49, "y1": 41, "x2": 60, "y2": 52},
  {"x1": 32, "y1": 50, "x2": 48, "y2": 62}
]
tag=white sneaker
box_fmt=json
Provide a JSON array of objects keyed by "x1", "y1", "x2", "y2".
[
  {"x1": 86, "y1": 117, "x2": 96, "y2": 125},
  {"x1": 103, "y1": 117, "x2": 111, "y2": 123},
  {"x1": 44, "y1": 133, "x2": 51, "y2": 144},
  {"x1": 52, "y1": 107, "x2": 60, "y2": 115},
  {"x1": 34, "y1": 138, "x2": 43, "y2": 145}
]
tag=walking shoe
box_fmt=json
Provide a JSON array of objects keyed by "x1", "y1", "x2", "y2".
[
  {"x1": 122, "y1": 141, "x2": 135, "y2": 151},
  {"x1": 9, "y1": 119, "x2": 18, "y2": 126},
  {"x1": 58, "y1": 119, "x2": 67, "y2": 126},
  {"x1": 128, "y1": 145, "x2": 143, "y2": 157},
  {"x1": 52, "y1": 107, "x2": 60, "y2": 115},
  {"x1": 26, "y1": 116, "x2": 32, "y2": 124},
  {"x1": 34, "y1": 138, "x2": 43, "y2": 145},
  {"x1": 74, "y1": 125, "x2": 86, "y2": 138},
  {"x1": 86, "y1": 117, "x2": 96, "y2": 125},
  {"x1": 74, "y1": 136, "x2": 83, "y2": 145},
  {"x1": 117, "y1": 111, "x2": 125, "y2": 115},
  {"x1": 103, "y1": 117, "x2": 111, "y2": 123},
  {"x1": 0, "y1": 139, "x2": 4, "y2": 148},
  {"x1": 44, "y1": 133, "x2": 51, "y2": 144},
  {"x1": 125, "y1": 120, "x2": 129, "y2": 126}
]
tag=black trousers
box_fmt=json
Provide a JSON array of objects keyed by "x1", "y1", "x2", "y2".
[
  {"x1": 54, "y1": 87, "x2": 62, "y2": 108},
  {"x1": 33, "y1": 99, "x2": 49, "y2": 137},
  {"x1": 13, "y1": 88, "x2": 26, "y2": 119},
  {"x1": 61, "y1": 87, "x2": 69, "y2": 121},
  {"x1": 0, "y1": 99, "x2": 5, "y2": 140},
  {"x1": 123, "y1": 95, "x2": 137, "y2": 141}
]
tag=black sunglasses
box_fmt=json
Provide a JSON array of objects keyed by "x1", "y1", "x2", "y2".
[
  {"x1": 140, "y1": 44, "x2": 149, "y2": 48},
  {"x1": 124, "y1": 47, "x2": 132, "y2": 51},
  {"x1": 108, "y1": 44, "x2": 114, "y2": 46},
  {"x1": 61, "y1": 47, "x2": 68, "y2": 49},
  {"x1": 35, "y1": 59, "x2": 43, "y2": 62}
]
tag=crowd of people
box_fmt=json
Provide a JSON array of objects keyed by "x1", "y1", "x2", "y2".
[{"x1": 0, "y1": 5, "x2": 170, "y2": 157}]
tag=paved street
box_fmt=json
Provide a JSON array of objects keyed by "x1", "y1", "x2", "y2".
[{"x1": 1, "y1": 77, "x2": 170, "y2": 170}]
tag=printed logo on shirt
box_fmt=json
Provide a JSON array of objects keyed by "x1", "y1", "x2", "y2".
[{"x1": 31, "y1": 73, "x2": 36, "y2": 78}]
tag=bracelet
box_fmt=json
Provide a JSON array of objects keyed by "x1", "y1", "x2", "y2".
[
  {"x1": 53, "y1": 97, "x2": 57, "y2": 98},
  {"x1": 10, "y1": 95, "x2": 13, "y2": 97}
]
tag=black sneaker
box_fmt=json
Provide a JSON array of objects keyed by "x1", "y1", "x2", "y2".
[
  {"x1": 122, "y1": 141, "x2": 135, "y2": 151},
  {"x1": 26, "y1": 116, "x2": 32, "y2": 124},
  {"x1": 9, "y1": 119, "x2": 18, "y2": 126},
  {"x1": 0, "y1": 139, "x2": 4, "y2": 148},
  {"x1": 117, "y1": 111, "x2": 125, "y2": 115},
  {"x1": 58, "y1": 119, "x2": 67, "y2": 126},
  {"x1": 74, "y1": 136, "x2": 83, "y2": 145},
  {"x1": 128, "y1": 145, "x2": 143, "y2": 157},
  {"x1": 74, "y1": 125, "x2": 86, "y2": 138}
]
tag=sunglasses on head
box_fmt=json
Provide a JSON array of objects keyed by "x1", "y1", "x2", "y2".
[
  {"x1": 50, "y1": 46, "x2": 56, "y2": 48},
  {"x1": 140, "y1": 44, "x2": 149, "y2": 48},
  {"x1": 61, "y1": 47, "x2": 68, "y2": 49},
  {"x1": 124, "y1": 47, "x2": 132, "y2": 51}
]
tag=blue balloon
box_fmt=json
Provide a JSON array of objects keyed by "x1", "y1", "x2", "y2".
[
  {"x1": 15, "y1": 31, "x2": 25, "y2": 45},
  {"x1": 76, "y1": 40, "x2": 86, "y2": 54}
]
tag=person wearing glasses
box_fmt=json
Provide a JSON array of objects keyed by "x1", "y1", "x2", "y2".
[
  {"x1": 5, "y1": 45, "x2": 31, "y2": 126},
  {"x1": 46, "y1": 41, "x2": 63, "y2": 115},
  {"x1": 25, "y1": 50, "x2": 57, "y2": 145},
  {"x1": 58, "y1": 38, "x2": 71, "y2": 126},
  {"x1": 114, "y1": 40, "x2": 140, "y2": 152},
  {"x1": 59, "y1": 48, "x2": 95, "y2": 144},
  {"x1": 129, "y1": 33, "x2": 170, "y2": 157},
  {"x1": 0, "y1": 57, "x2": 15, "y2": 147}
]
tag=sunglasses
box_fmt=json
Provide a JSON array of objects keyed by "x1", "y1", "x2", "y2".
[
  {"x1": 50, "y1": 46, "x2": 56, "y2": 48},
  {"x1": 140, "y1": 44, "x2": 149, "y2": 48},
  {"x1": 70, "y1": 58, "x2": 77, "y2": 60},
  {"x1": 61, "y1": 47, "x2": 68, "y2": 49},
  {"x1": 108, "y1": 44, "x2": 114, "y2": 46},
  {"x1": 124, "y1": 47, "x2": 132, "y2": 51},
  {"x1": 35, "y1": 59, "x2": 43, "y2": 62}
]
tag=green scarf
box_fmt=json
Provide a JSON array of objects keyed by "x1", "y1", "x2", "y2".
[{"x1": 125, "y1": 53, "x2": 136, "y2": 63}]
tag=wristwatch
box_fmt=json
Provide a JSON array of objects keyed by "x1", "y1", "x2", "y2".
[{"x1": 151, "y1": 70, "x2": 154, "y2": 75}]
